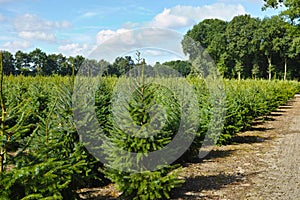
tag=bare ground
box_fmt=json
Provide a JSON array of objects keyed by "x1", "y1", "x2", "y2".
[{"x1": 79, "y1": 95, "x2": 300, "y2": 200}]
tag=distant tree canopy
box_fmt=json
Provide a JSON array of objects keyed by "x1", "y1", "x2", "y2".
[
  {"x1": 0, "y1": 49, "x2": 135, "y2": 77},
  {"x1": 3, "y1": 49, "x2": 85, "y2": 76},
  {"x1": 182, "y1": 14, "x2": 300, "y2": 80},
  {"x1": 0, "y1": 49, "x2": 191, "y2": 77},
  {"x1": 162, "y1": 60, "x2": 192, "y2": 77}
]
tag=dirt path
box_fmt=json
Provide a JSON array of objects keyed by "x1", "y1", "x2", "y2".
[
  {"x1": 171, "y1": 94, "x2": 300, "y2": 199},
  {"x1": 247, "y1": 95, "x2": 300, "y2": 199},
  {"x1": 79, "y1": 95, "x2": 300, "y2": 199}
]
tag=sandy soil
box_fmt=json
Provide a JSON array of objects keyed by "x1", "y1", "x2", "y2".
[{"x1": 171, "y1": 94, "x2": 300, "y2": 200}]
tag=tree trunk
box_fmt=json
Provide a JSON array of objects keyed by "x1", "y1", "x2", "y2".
[
  {"x1": 267, "y1": 56, "x2": 272, "y2": 81},
  {"x1": 238, "y1": 71, "x2": 241, "y2": 81},
  {"x1": 284, "y1": 57, "x2": 287, "y2": 81}
]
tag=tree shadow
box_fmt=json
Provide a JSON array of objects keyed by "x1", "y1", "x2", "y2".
[
  {"x1": 181, "y1": 149, "x2": 236, "y2": 165},
  {"x1": 278, "y1": 103, "x2": 293, "y2": 108},
  {"x1": 249, "y1": 126, "x2": 274, "y2": 131},
  {"x1": 262, "y1": 116, "x2": 276, "y2": 121},
  {"x1": 250, "y1": 120, "x2": 265, "y2": 126},
  {"x1": 231, "y1": 135, "x2": 272, "y2": 144},
  {"x1": 170, "y1": 172, "x2": 245, "y2": 200},
  {"x1": 269, "y1": 112, "x2": 283, "y2": 117},
  {"x1": 281, "y1": 100, "x2": 296, "y2": 106},
  {"x1": 204, "y1": 149, "x2": 236, "y2": 160}
]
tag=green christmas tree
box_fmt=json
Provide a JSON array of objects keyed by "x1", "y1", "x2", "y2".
[{"x1": 102, "y1": 52, "x2": 184, "y2": 200}]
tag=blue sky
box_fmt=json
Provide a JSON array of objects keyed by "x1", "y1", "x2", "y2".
[{"x1": 0, "y1": 0, "x2": 282, "y2": 59}]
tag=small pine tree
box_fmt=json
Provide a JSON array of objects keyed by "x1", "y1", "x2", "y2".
[
  {"x1": 102, "y1": 53, "x2": 184, "y2": 200},
  {"x1": 1, "y1": 78, "x2": 102, "y2": 199},
  {"x1": 0, "y1": 51, "x2": 35, "y2": 199}
]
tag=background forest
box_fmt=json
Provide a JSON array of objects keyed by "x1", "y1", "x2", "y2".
[{"x1": 1, "y1": 13, "x2": 300, "y2": 80}]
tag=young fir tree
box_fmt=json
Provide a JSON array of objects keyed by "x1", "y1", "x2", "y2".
[
  {"x1": 0, "y1": 51, "x2": 35, "y2": 199},
  {"x1": 102, "y1": 52, "x2": 183, "y2": 200},
  {"x1": 1, "y1": 76, "x2": 102, "y2": 199}
]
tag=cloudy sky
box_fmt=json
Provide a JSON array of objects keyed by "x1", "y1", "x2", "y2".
[{"x1": 0, "y1": 0, "x2": 282, "y2": 59}]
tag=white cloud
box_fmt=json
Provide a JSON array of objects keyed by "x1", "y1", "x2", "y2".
[
  {"x1": 91, "y1": 3, "x2": 246, "y2": 62},
  {"x1": 122, "y1": 21, "x2": 140, "y2": 29},
  {"x1": 13, "y1": 14, "x2": 71, "y2": 42},
  {"x1": 2, "y1": 40, "x2": 32, "y2": 52},
  {"x1": 14, "y1": 14, "x2": 71, "y2": 32},
  {"x1": 0, "y1": 35, "x2": 14, "y2": 41},
  {"x1": 91, "y1": 28, "x2": 187, "y2": 63},
  {"x1": 58, "y1": 43, "x2": 90, "y2": 56},
  {"x1": 147, "y1": 3, "x2": 247, "y2": 29},
  {"x1": 18, "y1": 31, "x2": 56, "y2": 42},
  {"x1": 96, "y1": 28, "x2": 131, "y2": 44},
  {"x1": 148, "y1": 8, "x2": 194, "y2": 28}
]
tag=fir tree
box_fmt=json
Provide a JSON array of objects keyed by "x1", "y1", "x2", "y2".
[{"x1": 103, "y1": 52, "x2": 184, "y2": 200}]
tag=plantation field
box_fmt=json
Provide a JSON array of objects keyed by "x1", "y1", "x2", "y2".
[{"x1": 0, "y1": 75, "x2": 299, "y2": 199}]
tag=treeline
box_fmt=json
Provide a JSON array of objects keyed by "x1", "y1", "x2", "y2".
[
  {"x1": 1, "y1": 48, "x2": 192, "y2": 78},
  {"x1": 183, "y1": 14, "x2": 300, "y2": 80},
  {"x1": 0, "y1": 49, "x2": 131, "y2": 76},
  {"x1": 1, "y1": 49, "x2": 84, "y2": 76},
  {"x1": 2, "y1": 14, "x2": 300, "y2": 80}
]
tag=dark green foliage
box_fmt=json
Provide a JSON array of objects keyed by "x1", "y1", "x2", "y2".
[
  {"x1": 2, "y1": 51, "x2": 15, "y2": 75},
  {"x1": 184, "y1": 78, "x2": 298, "y2": 146},
  {"x1": 162, "y1": 60, "x2": 192, "y2": 77},
  {"x1": 0, "y1": 73, "x2": 299, "y2": 200},
  {"x1": 95, "y1": 77, "x2": 116, "y2": 134},
  {"x1": 105, "y1": 167, "x2": 183, "y2": 200},
  {"x1": 102, "y1": 77, "x2": 184, "y2": 199},
  {"x1": 182, "y1": 13, "x2": 300, "y2": 80},
  {"x1": 0, "y1": 77, "x2": 103, "y2": 199},
  {"x1": 220, "y1": 79, "x2": 297, "y2": 144},
  {"x1": 185, "y1": 18, "x2": 228, "y2": 49}
]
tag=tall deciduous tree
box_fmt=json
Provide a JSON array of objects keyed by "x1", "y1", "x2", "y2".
[
  {"x1": 263, "y1": 0, "x2": 300, "y2": 80},
  {"x1": 54, "y1": 53, "x2": 67, "y2": 75},
  {"x1": 29, "y1": 48, "x2": 47, "y2": 74},
  {"x1": 111, "y1": 56, "x2": 134, "y2": 77},
  {"x1": 15, "y1": 51, "x2": 30, "y2": 75},
  {"x1": 68, "y1": 55, "x2": 85, "y2": 76},
  {"x1": 2, "y1": 51, "x2": 15, "y2": 75},
  {"x1": 272, "y1": 22, "x2": 294, "y2": 80},
  {"x1": 162, "y1": 60, "x2": 191, "y2": 77},
  {"x1": 225, "y1": 15, "x2": 260, "y2": 79},
  {"x1": 185, "y1": 19, "x2": 228, "y2": 49},
  {"x1": 182, "y1": 18, "x2": 227, "y2": 63},
  {"x1": 255, "y1": 16, "x2": 286, "y2": 80}
]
